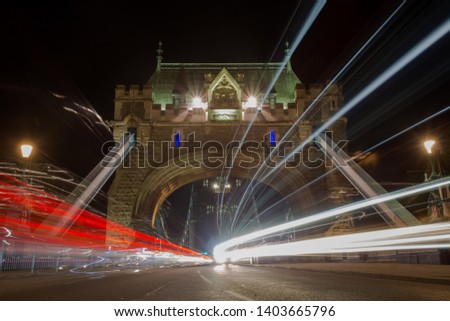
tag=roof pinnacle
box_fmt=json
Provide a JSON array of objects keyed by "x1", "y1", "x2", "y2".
[
  {"x1": 156, "y1": 41, "x2": 163, "y2": 72},
  {"x1": 284, "y1": 41, "x2": 292, "y2": 73}
]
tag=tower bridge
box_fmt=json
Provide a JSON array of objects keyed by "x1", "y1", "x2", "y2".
[{"x1": 106, "y1": 45, "x2": 350, "y2": 246}]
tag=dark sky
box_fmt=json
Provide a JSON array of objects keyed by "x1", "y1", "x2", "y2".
[{"x1": 0, "y1": 0, "x2": 449, "y2": 180}]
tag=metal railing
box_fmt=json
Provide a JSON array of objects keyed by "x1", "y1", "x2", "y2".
[{"x1": 0, "y1": 241, "x2": 93, "y2": 272}]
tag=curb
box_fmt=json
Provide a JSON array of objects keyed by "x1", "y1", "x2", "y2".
[{"x1": 252, "y1": 264, "x2": 450, "y2": 286}]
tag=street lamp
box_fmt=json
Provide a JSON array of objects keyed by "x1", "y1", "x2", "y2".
[
  {"x1": 424, "y1": 140, "x2": 435, "y2": 154},
  {"x1": 20, "y1": 143, "x2": 33, "y2": 183},
  {"x1": 424, "y1": 140, "x2": 437, "y2": 180},
  {"x1": 20, "y1": 144, "x2": 33, "y2": 158},
  {"x1": 423, "y1": 139, "x2": 449, "y2": 220},
  {"x1": 19, "y1": 143, "x2": 34, "y2": 227}
]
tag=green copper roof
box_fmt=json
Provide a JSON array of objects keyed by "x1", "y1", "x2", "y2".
[{"x1": 148, "y1": 63, "x2": 301, "y2": 107}]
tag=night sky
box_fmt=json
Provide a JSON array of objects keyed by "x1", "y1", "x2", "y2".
[{"x1": 0, "y1": 0, "x2": 449, "y2": 181}]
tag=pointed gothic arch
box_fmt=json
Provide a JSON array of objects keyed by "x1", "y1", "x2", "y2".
[{"x1": 208, "y1": 68, "x2": 242, "y2": 109}]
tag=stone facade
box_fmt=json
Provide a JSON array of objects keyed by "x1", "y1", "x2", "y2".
[{"x1": 106, "y1": 57, "x2": 347, "y2": 245}]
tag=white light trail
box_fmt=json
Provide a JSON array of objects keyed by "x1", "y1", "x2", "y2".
[
  {"x1": 260, "y1": 16, "x2": 450, "y2": 184},
  {"x1": 218, "y1": 222, "x2": 450, "y2": 263},
  {"x1": 236, "y1": 0, "x2": 326, "y2": 150},
  {"x1": 237, "y1": 105, "x2": 450, "y2": 232},
  {"x1": 223, "y1": 0, "x2": 326, "y2": 232},
  {"x1": 230, "y1": 15, "x2": 450, "y2": 233},
  {"x1": 214, "y1": 177, "x2": 450, "y2": 262},
  {"x1": 1, "y1": 226, "x2": 12, "y2": 237},
  {"x1": 37, "y1": 133, "x2": 135, "y2": 236},
  {"x1": 232, "y1": 1, "x2": 407, "y2": 229},
  {"x1": 357, "y1": 106, "x2": 450, "y2": 158}
]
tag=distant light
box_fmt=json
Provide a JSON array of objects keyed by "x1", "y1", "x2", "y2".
[
  {"x1": 424, "y1": 140, "x2": 436, "y2": 154},
  {"x1": 20, "y1": 144, "x2": 33, "y2": 158},
  {"x1": 213, "y1": 183, "x2": 219, "y2": 189},
  {"x1": 225, "y1": 183, "x2": 231, "y2": 189},
  {"x1": 246, "y1": 96, "x2": 257, "y2": 108}
]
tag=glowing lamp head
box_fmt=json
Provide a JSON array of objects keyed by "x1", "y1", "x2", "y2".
[
  {"x1": 424, "y1": 140, "x2": 436, "y2": 154},
  {"x1": 246, "y1": 96, "x2": 257, "y2": 108},
  {"x1": 192, "y1": 97, "x2": 203, "y2": 108},
  {"x1": 213, "y1": 183, "x2": 219, "y2": 189},
  {"x1": 20, "y1": 144, "x2": 33, "y2": 158}
]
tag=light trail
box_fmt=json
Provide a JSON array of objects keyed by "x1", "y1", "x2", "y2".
[
  {"x1": 258, "y1": 16, "x2": 450, "y2": 185},
  {"x1": 218, "y1": 222, "x2": 450, "y2": 262},
  {"x1": 69, "y1": 256, "x2": 106, "y2": 274},
  {"x1": 220, "y1": 223, "x2": 450, "y2": 263},
  {"x1": 39, "y1": 133, "x2": 135, "y2": 236},
  {"x1": 230, "y1": 14, "x2": 450, "y2": 233},
  {"x1": 230, "y1": 0, "x2": 326, "y2": 160},
  {"x1": 232, "y1": 1, "x2": 407, "y2": 230},
  {"x1": 214, "y1": 177, "x2": 450, "y2": 262},
  {"x1": 355, "y1": 105, "x2": 450, "y2": 158},
  {"x1": 235, "y1": 105, "x2": 450, "y2": 233},
  {"x1": 0, "y1": 171, "x2": 208, "y2": 260},
  {"x1": 218, "y1": 0, "x2": 327, "y2": 232}
]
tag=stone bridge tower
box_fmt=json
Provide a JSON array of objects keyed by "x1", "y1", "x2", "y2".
[{"x1": 106, "y1": 45, "x2": 347, "y2": 246}]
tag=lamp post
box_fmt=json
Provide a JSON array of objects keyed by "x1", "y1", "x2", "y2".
[
  {"x1": 20, "y1": 144, "x2": 33, "y2": 225},
  {"x1": 424, "y1": 139, "x2": 449, "y2": 221},
  {"x1": 19, "y1": 143, "x2": 35, "y2": 272}
]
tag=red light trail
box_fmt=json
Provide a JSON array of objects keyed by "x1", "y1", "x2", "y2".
[{"x1": 0, "y1": 172, "x2": 207, "y2": 259}]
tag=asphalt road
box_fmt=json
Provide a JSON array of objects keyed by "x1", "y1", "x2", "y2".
[{"x1": 1, "y1": 264, "x2": 450, "y2": 300}]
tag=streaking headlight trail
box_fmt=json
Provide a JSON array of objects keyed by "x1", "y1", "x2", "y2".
[
  {"x1": 220, "y1": 222, "x2": 450, "y2": 263},
  {"x1": 214, "y1": 177, "x2": 450, "y2": 263}
]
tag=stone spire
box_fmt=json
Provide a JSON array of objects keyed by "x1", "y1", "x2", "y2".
[
  {"x1": 156, "y1": 41, "x2": 163, "y2": 72},
  {"x1": 284, "y1": 41, "x2": 292, "y2": 73}
]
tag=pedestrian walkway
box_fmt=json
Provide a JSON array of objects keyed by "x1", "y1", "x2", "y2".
[{"x1": 256, "y1": 262, "x2": 450, "y2": 285}]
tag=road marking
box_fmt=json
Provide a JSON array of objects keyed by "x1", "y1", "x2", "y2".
[
  {"x1": 144, "y1": 282, "x2": 173, "y2": 297},
  {"x1": 225, "y1": 290, "x2": 253, "y2": 301},
  {"x1": 199, "y1": 274, "x2": 212, "y2": 284},
  {"x1": 199, "y1": 271, "x2": 251, "y2": 301}
]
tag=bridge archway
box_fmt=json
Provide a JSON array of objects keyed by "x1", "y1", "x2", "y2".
[{"x1": 132, "y1": 152, "x2": 317, "y2": 229}]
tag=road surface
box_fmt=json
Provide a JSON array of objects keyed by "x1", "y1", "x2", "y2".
[{"x1": 1, "y1": 264, "x2": 449, "y2": 300}]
